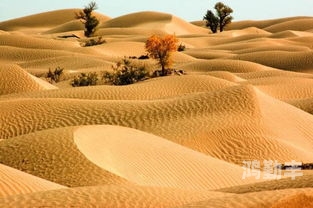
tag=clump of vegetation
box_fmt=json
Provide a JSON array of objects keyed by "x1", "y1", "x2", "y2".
[
  {"x1": 204, "y1": 2, "x2": 233, "y2": 33},
  {"x1": 128, "y1": 54, "x2": 150, "y2": 60},
  {"x1": 103, "y1": 58, "x2": 149, "y2": 85},
  {"x1": 46, "y1": 66, "x2": 64, "y2": 83},
  {"x1": 83, "y1": 36, "x2": 106, "y2": 47},
  {"x1": 76, "y1": 1, "x2": 99, "y2": 37},
  {"x1": 177, "y1": 43, "x2": 186, "y2": 52},
  {"x1": 72, "y1": 72, "x2": 98, "y2": 87},
  {"x1": 145, "y1": 34, "x2": 178, "y2": 76}
]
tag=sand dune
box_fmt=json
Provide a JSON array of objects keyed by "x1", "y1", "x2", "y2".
[
  {"x1": 74, "y1": 125, "x2": 260, "y2": 190},
  {"x1": 1, "y1": 8, "x2": 313, "y2": 207},
  {"x1": 0, "y1": 127, "x2": 130, "y2": 187},
  {"x1": 1, "y1": 75, "x2": 235, "y2": 100},
  {"x1": 228, "y1": 16, "x2": 313, "y2": 30},
  {"x1": 178, "y1": 59, "x2": 274, "y2": 73},
  {"x1": 1, "y1": 85, "x2": 313, "y2": 166},
  {"x1": 0, "y1": 185, "x2": 228, "y2": 208},
  {"x1": 235, "y1": 51, "x2": 313, "y2": 71},
  {"x1": 0, "y1": 9, "x2": 109, "y2": 32},
  {"x1": 101, "y1": 11, "x2": 208, "y2": 35},
  {"x1": 0, "y1": 164, "x2": 65, "y2": 198},
  {"x1": 0, "y1": 64, "x2": 56, "y2": 95},
  {"x1": 264, "y1": 18, "x2": 313, "y2": 33},
  {"x1": 179, "y1": 188, "x2": 313, "y2": 208}
]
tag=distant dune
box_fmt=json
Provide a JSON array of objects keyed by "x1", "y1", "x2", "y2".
[{"x1": 0, "y1": 8, "x2": 313, "y2": 207}]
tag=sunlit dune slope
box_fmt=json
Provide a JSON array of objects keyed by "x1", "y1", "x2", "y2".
[
  {"x1": 0, "y1": 64, "x2": 56, "y2": 95},
  {"x1": 0, "y1": 185, "x2": 227, "y2": 208},
  {"x1": 0, "y1": 164, "x2": 65, "y2": 198}
]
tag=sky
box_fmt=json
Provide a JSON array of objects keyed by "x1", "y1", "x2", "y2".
[{"x1": 1, "y1": 0, "x2": 313, "y2": 22}]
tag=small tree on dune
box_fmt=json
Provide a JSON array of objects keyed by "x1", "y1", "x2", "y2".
[
  {"x1": 76, "y1": 1, "x2": 99, "y2": 37},
  {"x1": 145, "y1": 34, "x2": 178, "y2": 76},
  {"x1": 204, "y1": 2, "x2": 233, "y2": 33},
  {"x1": 203, "y1": 10, "x2": 219, "y2": 33}
]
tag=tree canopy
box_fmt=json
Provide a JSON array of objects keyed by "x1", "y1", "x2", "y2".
[{"x1": 204, "y1": 2, "x2": 233, "y2": 33}]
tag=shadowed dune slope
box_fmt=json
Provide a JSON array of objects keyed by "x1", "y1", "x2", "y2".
[
  {"x1": 0, "y1": 127, "x2": 131, "y2": 187},
  {"x1": 0, "y1": 164, "x2": 66, "y2": 198},
  {"x1": 0, "y1": 64, "x2": 56, "y2": 95},
  {"x1": 179, "y1": 188, "x2": 313, "y2": 208},
  {"x1": 271, "y1": 192, "x2": 313, "y2": 208}
]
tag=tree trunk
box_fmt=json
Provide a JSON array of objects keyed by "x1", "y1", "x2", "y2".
[{"x1": 161, "y1": 64, "x2": 165, "y2": 76}]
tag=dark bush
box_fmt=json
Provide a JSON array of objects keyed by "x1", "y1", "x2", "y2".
[
  {"x1": 72, "y1": 72, "x2": 98, "y2": 87},
  {"x1": 177, "y1": 43, "x2": 186, "y2": 52},
  {"x1": 103, "y1": 59, "x2": 149, "y2": 85},
  {"x1": 46, "y1": 66, "x2": 64, "y2": 83},
  {"x1": 83, "y1": 36, "x2": 106, "y2": 47}
]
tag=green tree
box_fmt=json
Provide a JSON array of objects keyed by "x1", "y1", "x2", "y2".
[
  {"x1": 215, "y1": 2, "x2": 233, "y2": 32},
  {"x1": 203, "y1": 10, "x2": 219, "y2": 33},
  {"x1": 76, "y1": 1, "x2": 99, "y2": 37},
  {"x1": 204, "y1": 2, "x2": 233, "y2": 33}
]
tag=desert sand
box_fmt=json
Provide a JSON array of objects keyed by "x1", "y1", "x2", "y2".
[{"x1": 0, "y1": 8, "x2": 313, "y2": 207}]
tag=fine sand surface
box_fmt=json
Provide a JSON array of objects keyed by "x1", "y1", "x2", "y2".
[{"x1": 1, "y1": 9, "x2": 313, "y2": 207}]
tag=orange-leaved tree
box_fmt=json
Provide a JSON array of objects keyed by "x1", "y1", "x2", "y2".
[{"x1": 145, "y1": 34, "x2": 178, "y2": 76}]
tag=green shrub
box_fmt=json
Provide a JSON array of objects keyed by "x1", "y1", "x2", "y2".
[
  {"x1": 103, "y1": 59, "x2": 149, "y2": 85},
  {"x1": 46, "y1": 66, "x2": 64, "y2": 83},
  {"x1": 76, "y1": 1, "x2": 99, "y2": 37},
  {"x1": 72, "y1": 72, "x2": 98, "y2": 87}
]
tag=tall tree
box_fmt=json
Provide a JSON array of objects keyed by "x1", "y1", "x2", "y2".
[
  {"x1": 203, "y1": 2, "x2": 233, "y2": 33},
  {"x1": 203, "y1": 10, "x2": 219, "y2": 33},
  {"x1": 76, "y1": 1, "x2": 99, "y2": 37},
  {"x1": 145, "y1": 35, "x2": 178, "y2": 76},
  {"x1": 215, "y1": 2, "x2": 233, "y2": 32}
]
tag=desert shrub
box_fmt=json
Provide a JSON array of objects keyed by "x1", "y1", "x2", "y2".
[
  {"x1": 145, "y1": 34, "x2": 178, "y2": 76},
  {"x1": 76, "y1": 1, "x2": 99, "y2": 37},
  {"x1": 83, "y1": 36, "x2": 106, "y2": 47},
  {"x1": 72, "y1": 72, "x2": 98, "y2": 87},
  {"x1": 177, "y1": 43, "x2": 186, "y2": 52},
  {"x1": 103, "y1": 59, "x2": 149, "y2": 85},
  {"x1": 138, "y1": 54, "x2": 149, "y2": 60},
  {"x1": 204, "y1": 2, "x2": 233, "y2": 33},
  {"x1": 46, "y1": 66, "x2": 64, "y2": 83}
]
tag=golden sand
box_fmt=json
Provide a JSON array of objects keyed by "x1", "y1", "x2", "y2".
[{"x1": 0, "y1": 9, "x2": 313, "y2": 207}]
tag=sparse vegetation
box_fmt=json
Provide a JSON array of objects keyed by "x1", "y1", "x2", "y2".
[
  {"x1": 46, "y1": 66, "x2": 64, "y2": 83},
  {"x1": 145, "y1": 34, "x2": 178, "y2": 76},
  {"x1": 103, "y1": 58, "x2": 149, "y2": 85},
  {"x1": 177, "y1": 43, "x2": 186, "y2": 52},
  {"x1": 76, "y1": 1, "x2": 99, "y2": 37},
  {"x1": 204, "y1": 2, "x2": 233, "y2": 33},
  {"x1": 83, "y1": 36, "x2": 106, "y2": 47},
  {"x1": 72, "y1": 72, "x2": 99, "y2": 87}
]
